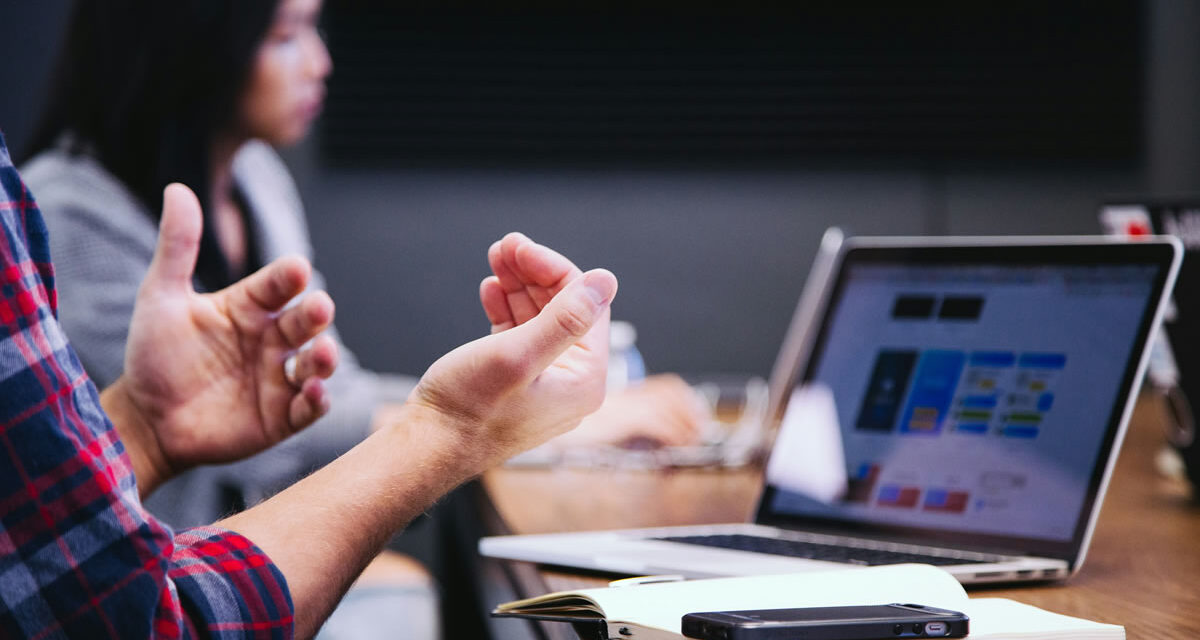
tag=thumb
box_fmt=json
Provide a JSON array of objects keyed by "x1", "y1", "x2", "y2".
[
  {"x1": 143, "y1": 183, "x2": 203, "y2": 294},
  {"x1": 505, "y1": 269, "x2": 618, "y2": 377}
]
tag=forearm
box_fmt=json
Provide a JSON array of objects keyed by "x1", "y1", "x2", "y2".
[{"x1": 217, "y1": 403, "x2": 483, "y2": 639}]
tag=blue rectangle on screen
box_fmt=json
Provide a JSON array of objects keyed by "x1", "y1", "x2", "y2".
[
  {"x1": 1037, "y1": 393, "x2": 1055, "y2": 412},
  {"x1": 877, "y1": 485, "x2": 900, "y2": 502},
  {"x1": 969, "y1": 351, "x2": 1016, "y2": 367},
  {"x1": 1019, "y1": 353, "x2": 1067, "y2": 369},
  {"x1": 956, "y1": 423, "x2": 988, "y2": 434},
  {"x1": 1002, "y1": 425, "x2": 1040, "y2": 438},
  {"x1": 898, "y1": 350, "x2": 965, "y2": 434},
  {"x1": 962, "y1": 395, "x2": 998, "y2": 409}
]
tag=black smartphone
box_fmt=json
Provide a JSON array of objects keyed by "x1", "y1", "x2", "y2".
[{"x1": 681, "y1": 603, "x2": 969, "y2": 640}]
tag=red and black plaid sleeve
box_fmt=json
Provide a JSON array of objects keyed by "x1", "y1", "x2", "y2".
[{"x1": 0, "y1": 133, "x2": 294, "y2": 638}]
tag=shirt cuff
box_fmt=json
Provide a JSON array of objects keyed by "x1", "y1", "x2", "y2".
[{"x1": 168, "y1": 526, "x2": 294, "y2": 638}]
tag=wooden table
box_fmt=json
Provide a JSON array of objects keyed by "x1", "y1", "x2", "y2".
[{"x1": 481, "y1": 395, "x2": 1200, "y2": 639}]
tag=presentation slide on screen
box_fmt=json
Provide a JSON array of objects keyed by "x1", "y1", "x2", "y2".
[{"x1": 769, "y1": 263, "x2": 1156, "y2": 542}]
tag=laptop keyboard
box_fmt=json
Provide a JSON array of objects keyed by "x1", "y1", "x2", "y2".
[{"x1": 654, "y1": 534, "x2": 993, "y2": 567}]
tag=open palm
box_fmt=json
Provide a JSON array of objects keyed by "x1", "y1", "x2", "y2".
[{"x1": 121, "y1": 184, "x2": 338, "y2": 473}]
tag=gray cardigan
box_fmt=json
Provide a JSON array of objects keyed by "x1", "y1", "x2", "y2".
[{"x1": 22, "y1": 141, "x2": 415, "y2": 527}]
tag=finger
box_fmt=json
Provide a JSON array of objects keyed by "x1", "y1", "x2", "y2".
[
  {"x1": 488, "y1": 235, "x2": 541, "y2": 325},
  {"x1": 648, "y1": 375, "x2": 710, "y2": 420},
  {"x1": 616, "y1": 383, "x2": 703, "y2": 447},
  {"x1": 143, "y1": 183, "x2": 203, "y2": 294},
  {"x1": 488, "y1": 234, "x2": 528, "y2": 293},
  {"x1": 505, "y1": 291, "x2": 541, "y2": 326},
  {"x1": 515, "y1": 242, "x2": 580, "y2": 310},
  {"x1": 500, "y1": 235, "x2": 544, "y2": 323},
  {"x1": 506, "y1": 290, "x2": 540, "y2": 326},
  {"x1": 289, "y1": 376, "x2": 331, "y2": 433},
  {"x1": 288, "y1": 334, "x2": 339, "y2": 382},
  {"x1": 276, "y1": 290, "x2": 336, "y2": 348},
  {"x1": 503, "y1": 269, "x2": 617, "y2": 378},
  {"x1": 227, "y1": 256, "x2": 313, "y2": 318},
  {"x1": 514, "y1": 242, "x2": 581, "y2": 291},
  {"x1": 630, "y1": 407, "x2": 700, "y2": 447},
  {"x1": 657, "y1": 422, "x2": 700, "y2": 446},
  {"x1": 497, "y1": 232, "x2": 529, "y2": 285},
  {"x1": 663, "y1": 406, "x2": 704, "y2": 443},
  {"x1": 504, "y1": 234, "x2": 582, "y2": 314},
  {"x1": 651, "y1": 384, "x2": 708, "y2": 442},
  {"x1": 480, "y1": 276, "x2": 515, "y2": 332}
]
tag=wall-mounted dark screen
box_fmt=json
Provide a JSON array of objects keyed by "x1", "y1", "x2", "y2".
[{"x1": 321, "y1": 1, "x2": 1142, "y2": 166}]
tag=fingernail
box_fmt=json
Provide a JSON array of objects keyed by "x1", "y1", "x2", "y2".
[{"x1": 583, "y1": 270, "x2": 616, "y2": 305}]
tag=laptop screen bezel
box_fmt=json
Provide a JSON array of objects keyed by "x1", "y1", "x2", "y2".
[{"x1": 754, "y1": 238, "x2": 1179, "y2": 563}]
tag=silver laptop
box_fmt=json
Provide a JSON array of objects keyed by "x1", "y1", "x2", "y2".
[{"x1": 481, "y1": 232, "x2": 1181, "y2": 585}]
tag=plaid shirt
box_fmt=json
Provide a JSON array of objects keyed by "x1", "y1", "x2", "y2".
[{"x1": 0, "y1": 134, "x2": 293, "y2": 639}]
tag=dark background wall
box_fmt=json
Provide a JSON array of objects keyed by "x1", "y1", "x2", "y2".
[{"x1": 2, "y1": 1, "x2": 1198, "y2": 380}]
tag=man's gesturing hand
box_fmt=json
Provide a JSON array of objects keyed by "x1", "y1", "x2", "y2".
[
  {"x1": 406, "y1": 233, "x2": 616, "y2": 469},
  {"x1": 108, "y1": 184, "x2": 338, "y2": 494}
]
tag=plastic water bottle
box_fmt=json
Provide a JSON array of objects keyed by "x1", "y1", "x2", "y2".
[{"x1": 608, "y1": 320, "x2": 646, "y2": 392}]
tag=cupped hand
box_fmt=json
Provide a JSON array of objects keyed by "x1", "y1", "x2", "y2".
[
  {"x1": 406, "y1": 233, "x2": 617, "y2": 468},
  {"x1": 119, "y1": 184, "x2": 338, "y2": 477},
  {"x1": 479, "y1": 231, "x2": 583, "y2": 332},
  {"x1": 480, "y1": 233, "x2": 707, "y2": 450}
]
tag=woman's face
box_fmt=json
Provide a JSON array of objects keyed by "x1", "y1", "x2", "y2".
[{"x1": 239, "y1": 0, "x2": 332, "y2": 146}]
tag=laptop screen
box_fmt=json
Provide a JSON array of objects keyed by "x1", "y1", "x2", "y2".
[{"x1": 757, "y1": 241, "x2": 1177, "y2": 560}]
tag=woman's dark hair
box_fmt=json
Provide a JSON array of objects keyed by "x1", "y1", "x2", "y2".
[{"x1": 24, "y1": 0, "x2": 280, "y2": 289}]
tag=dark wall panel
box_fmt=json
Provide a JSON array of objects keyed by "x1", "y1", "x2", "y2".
[{"x1": 321, "y1": 1, "x2": 1142, "y2": 166}]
